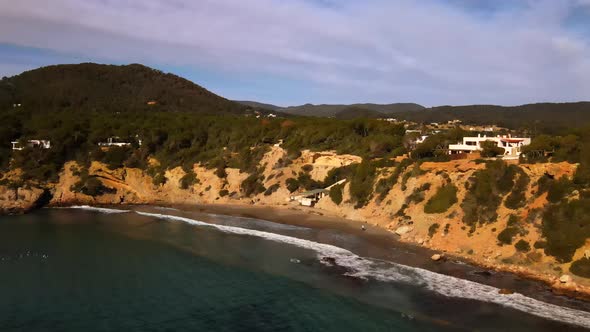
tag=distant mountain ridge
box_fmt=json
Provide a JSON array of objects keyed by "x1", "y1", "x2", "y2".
[{"x1": 235, "y1": 101, "x2": 425, "y2": 117}]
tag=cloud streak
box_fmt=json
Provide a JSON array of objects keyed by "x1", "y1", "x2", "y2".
[{"x1": 0, "y1": 0, "x2": 589, "y2": 106}]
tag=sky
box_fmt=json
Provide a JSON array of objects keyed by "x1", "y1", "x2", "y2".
[{"x1": 0, "y1": 0, "x2": 589, "y2": 107}]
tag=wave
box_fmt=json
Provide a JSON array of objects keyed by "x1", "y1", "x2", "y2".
[
  {"x1": 68, "y1": 205, "x2": 130, "y2": 214},
  {"x1": 79, "y1": 208, "x2": 590, "y2": 328}
]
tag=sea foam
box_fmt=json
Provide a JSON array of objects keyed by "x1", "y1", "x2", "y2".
[
  {"x1": 68, "y1": 205, "x2": 130, "y2": 214},
  {"x1": 77, "y1": 208, "x2": 590, "y2": 328}
]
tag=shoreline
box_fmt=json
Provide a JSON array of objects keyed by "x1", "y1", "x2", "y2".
[{"x1": 49, "y1": 200, "x2": 590, "y2": 305}]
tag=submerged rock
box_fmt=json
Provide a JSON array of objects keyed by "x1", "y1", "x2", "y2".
[{"x1": 431, "y1": 254, "x2": 443, "y2": 261}]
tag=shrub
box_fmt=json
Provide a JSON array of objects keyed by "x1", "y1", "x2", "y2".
[
  {"x1": 179, "y1": 171, "x2": 198, "y2": 189},
  {"x1": 424, "y1": 184, "x2": 458, "y2": 214},
  {"x1": 542, "y1": 198, "x2": 590, "y2": 262},
  {"x1": 480, "y1": 140, "x2": 505, "y2": 158},
  {"x1": 301, "y1": 164, "x2": 313, "y2": 173},
  {"x1": 241, "y1": 172, "x2": 266, "y2": 197},
  {"x1": 219, "y1": 189, "x2": 229, "y2": 197},
  {"x1": 461, "y1": 161, "x2": 518, "y2": 228},
  {"x1": 515, "y1": 239, "x2": 530, "y2": 252},
  {"x1": 329, "y1": 184, "x2": 344, "y2": 205},
  {"x1": 349, "y1": 160, "x2": 377, "y2": 208},
  {"x1": 406, "y1": 183, "x2": 431, "y2": 205},
  {"x1": 71, "y1": 175, "x2": 115, "y2": 196},
  {"x1": 264, "y1": 183, "x2": 280, "y2": 196},
  {"x1": 428, "y1": 223, "x2": 440, "y2": 237},
  {"x1": 570, "y1": 258, "x2": 590, "y2": 278},
  {"x1": 497, "y1": 227, "x2": 519, "y2": 245},
  {"x1": 286, "y1": 178, "x2": 300, "y2": 193},
  {"x1": 547, "y1": 176, "x2": 574, "y2": 203},
  {"x1": 505, "y1": 170, "x2": 530, "y2": 209},
  {"x1": 375, "y1": 159, "x2": 412, "y2": 200}
]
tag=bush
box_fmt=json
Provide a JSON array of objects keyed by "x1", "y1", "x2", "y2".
[
  {"x1": 424, "y1": 184, "x2": 458, "y2": 214},
  {"x1": 71, "y1": 174, "x2": 115, "y2": 196},
  {"x1": 286, "y1": 178, "x2": 300, "y2": 193},
  {"x1": 406, "y1": 183, "x2": 431, "y2": 205},
  {"x1": 179, "y1": 171, "x2": 198, "y2": 189},
  {"x1": 461, "y1": 161, "x2": 518, "y2": 228},
  {"x1": 241, "y1": 172, "x2": 266, "y2": 197},
  {"x1": 264, "y1": 183, "x2": 280, "y2": 196},
  {"x1": 570, "y1": 258, "x2": 590, "y2": 278},
  {"x1": 219, "y1": 189, "x2": 229, "y2": 197},
  {"x1": 329, "y1": 184, "x2": 343, "y2": 205},
  {"x1": 542, "y1": 198, "x2": 590, "y2": 262},
  {"x1": 505, "y1": 170, "x2": 530, "y2": 209},
  {"x1": 497, "y1": 227, "x2": 519, "y2": 245},
  {"x1": 480, "y1": 140, "x2": 505, "y2": 158},
  {"x1": 515, "y1": 239, "x2": 530, "y2": 252},
  {"x1": 547, "y1": 177, "x2": 574, "y2": 203},
  {"x1": 301, "y1": 164, "x2": 313, "y2": 173},
  {"x1": 428, "y1": 223, "x2": 440, "y2": 237},
  {"x1": 349, "y1": 160, "x2": 376, "y2": 208},
  {"x1": 375, "y1": 159, "x2": 412, "y2": 200}
]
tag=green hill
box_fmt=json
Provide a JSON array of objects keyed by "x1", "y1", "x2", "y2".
[
  {"x1": 280, "y1": 102, "x2": 425, "y2": 117},
  {"x1": 0, "y1": 63, "x2": 246, "y2": 115}
]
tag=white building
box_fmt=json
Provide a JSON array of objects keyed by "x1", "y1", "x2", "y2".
[
  {"x1": 98, "y1": 136, "x2": 142, "y2": 148},
  {"x1": 11, "y1": 139, "x2": 51, "y2": 150},
  {"x1": 448, "y1": 134, "x2": 531, "y2": 158}
]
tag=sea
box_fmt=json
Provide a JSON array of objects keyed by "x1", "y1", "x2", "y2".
[{"x1": 1, "y1": 206, "x2": 589, "y2": 331}]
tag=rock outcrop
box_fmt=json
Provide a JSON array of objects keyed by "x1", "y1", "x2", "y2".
[{"x1": 0, "y1": 185, "x2": 46, "y2": 214}]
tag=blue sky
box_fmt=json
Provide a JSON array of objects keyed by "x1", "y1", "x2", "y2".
[{"x1": 1, "y1": 0, "x2": 590, "y2": 107}]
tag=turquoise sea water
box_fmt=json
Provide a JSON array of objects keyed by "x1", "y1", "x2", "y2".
[{"x1": 0, "y1": 208, "x2": 589, "y2": 331}]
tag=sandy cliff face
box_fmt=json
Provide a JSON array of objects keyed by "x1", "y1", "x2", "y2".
[
  {"x1": 0, "y1": 185, "x2": 45, "y2": 214},
  {"x1": 2, "y1": 148, "x2": 588, "y2": 295}
]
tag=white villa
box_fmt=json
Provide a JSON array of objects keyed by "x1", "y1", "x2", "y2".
[
  {"x1": 448, "y1": 134, "x2": 531, "y2": 159},
  {"x1": 11, "y1": 139, "x2": 51, "y2": 150},
  {"x1": 98, "y1": 136, "x2": 142, "y2": 148}
]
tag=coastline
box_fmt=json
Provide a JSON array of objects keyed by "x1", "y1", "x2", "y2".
[{"x1": 49, "y1": 200, "x2": 590, "y2": 305}]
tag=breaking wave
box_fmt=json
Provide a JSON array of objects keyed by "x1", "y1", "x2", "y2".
[
  {"x1": 72, "y1": 207, "x2": 590, "y2": 328},
  {"x1": 68, "y1": 205, "x2": 130, "y2": 214}
]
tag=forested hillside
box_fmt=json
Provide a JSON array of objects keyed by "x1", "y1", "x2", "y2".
[{"x1": 0, "y1": 63, "x2": 246, "y2": 115}]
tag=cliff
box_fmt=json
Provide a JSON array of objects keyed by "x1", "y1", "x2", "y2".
[{"x1": 2, "y1": 146, "x2": 589, "y2": 297}]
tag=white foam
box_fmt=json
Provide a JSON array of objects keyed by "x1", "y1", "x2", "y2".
[
  {"x1": 68, "y1": 205, "x2": 130, "y2": 214},
  {"x1": 123, "y1": 210, "x2": 590, "y2": 328}
]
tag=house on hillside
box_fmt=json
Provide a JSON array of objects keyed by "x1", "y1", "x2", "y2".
[
  {"x1": 448, "y1": 134, "x2": 531, "y2": 159},
  {"x1": 98, "y1": 136, "x2": 142, "y2": 148},
  {"x1": 11, "y1": 139, "x2": 51, "y2": 151}
]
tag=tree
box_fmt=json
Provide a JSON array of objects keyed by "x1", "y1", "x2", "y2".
[{"x1": 480, "y1": 140, "x2": 504, "y2": 158}]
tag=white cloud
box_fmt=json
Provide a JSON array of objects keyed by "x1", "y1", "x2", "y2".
[{"x1": 0, "y1": 0, "x2": 589, "y2": 105}]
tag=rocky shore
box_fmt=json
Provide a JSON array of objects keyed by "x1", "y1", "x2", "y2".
[{"x1": 1, "y1": 146, "x2": 589, "y2": 300}]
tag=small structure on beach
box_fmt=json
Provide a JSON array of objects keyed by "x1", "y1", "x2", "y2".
[
  {"x1": 11, "y1": 139, "x2": 51, "y2": 151},
  {"x1": 290, "y1": 189, "x2": 329, "y2": 207},
  {"x1": 290, "y1": 179, "x2": 346, "y2": 207}
]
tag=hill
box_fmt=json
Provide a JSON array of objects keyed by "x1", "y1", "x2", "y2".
[
  {"x1": 234, "y1": 100, "x2": 282, "y2": 111},
  {"x1": 334, "y1": 107, "x2": 387, "y2": 120},
  {"x1": 395, "y1": 102, "x2": 590, "y2": 132},
  {"x1": 279, "y1": 103, "x2": 425, "y2": 117},
  {"x1": 0, "y1": 63, "x2": 246, "y2": 115}
]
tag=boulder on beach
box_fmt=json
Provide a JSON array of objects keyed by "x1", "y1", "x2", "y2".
[
  {"x1": 395, "y1": 226, "x2": 414, "y2": 236},
  {"x1": 431, "y1": 254, "x2": 443, "y2": 261},
  {"x1": 559, "y1": 274, "x2": 572, "y2": 283}
]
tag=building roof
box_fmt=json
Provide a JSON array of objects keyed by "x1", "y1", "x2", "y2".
[{"x1": 298, "y1": 189, "x2": 329, "y2": 196}]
